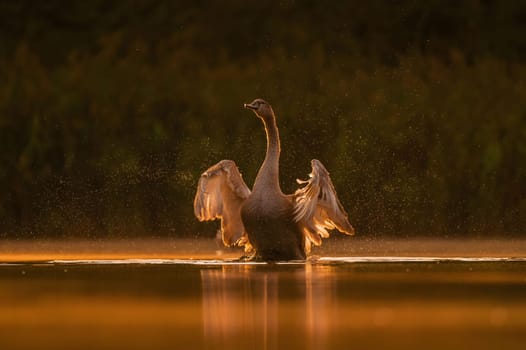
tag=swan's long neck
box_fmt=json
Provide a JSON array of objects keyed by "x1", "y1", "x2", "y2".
[{"x1": 253, "y1": 114, "x2": 281, "y2": 194}]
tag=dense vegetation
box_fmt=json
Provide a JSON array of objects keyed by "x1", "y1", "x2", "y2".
[{"x1": 1, "y1": 0, "x2": 525, "y2": 239}]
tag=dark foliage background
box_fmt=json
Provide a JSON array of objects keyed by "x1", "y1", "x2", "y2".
[{"x1": 1, "y1": 0, "x2": 525, "y2": 239}]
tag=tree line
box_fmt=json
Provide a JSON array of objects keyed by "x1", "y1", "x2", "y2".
[{"x1": 1, "y1": 0, "x2": 525, "y2": 238}]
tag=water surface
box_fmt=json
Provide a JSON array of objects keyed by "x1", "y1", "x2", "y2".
[{"x1": 1, "y1": 255, "x2": 525, "y2": 350}]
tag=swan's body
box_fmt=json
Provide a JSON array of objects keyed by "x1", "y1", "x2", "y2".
[
  {"x1": 194, "y1": 99, "x2": 354, "y2": 261},
  {"x1": 241, "y1": 189, "x2": 305, "y2": 260}
]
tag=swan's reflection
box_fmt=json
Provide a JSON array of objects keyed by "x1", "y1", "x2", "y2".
[{"x1": 200, "y1": 264, "x2": 335, "y2": 349}]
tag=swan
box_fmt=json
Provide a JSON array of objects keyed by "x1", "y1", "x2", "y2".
[{"x1": 194, "y1": 99, "x2": 354, "y2": 261}]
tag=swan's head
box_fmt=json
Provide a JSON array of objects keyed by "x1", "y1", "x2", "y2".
[{"x1": 244, "y1": 99, "x2": 274, "y2": 120}]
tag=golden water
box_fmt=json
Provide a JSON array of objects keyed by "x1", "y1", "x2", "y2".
[{"x1": 1, "y1": 239, "x2": 525, "y2": 349}]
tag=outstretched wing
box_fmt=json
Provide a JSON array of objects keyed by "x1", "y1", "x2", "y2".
[
  {"x1": 292, "y1": 159, "x2": 354, "y2": 252},
  {"x1": 194, "y1": 160, "x2": 251, "y2": 246}
]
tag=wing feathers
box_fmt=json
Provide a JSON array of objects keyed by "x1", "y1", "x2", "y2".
[
  {"x1": 293, "y1": 159, "x2": 354, "y2": 250},
  {"x1": 194, "y1": 160, "x2": 251, "y2": 246}
]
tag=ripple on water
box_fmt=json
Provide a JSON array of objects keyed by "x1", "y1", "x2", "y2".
[{"x1": 0, "y1": 256, "x2": 523, "y2": 267}]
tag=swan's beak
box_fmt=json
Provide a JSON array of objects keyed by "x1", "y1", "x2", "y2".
[{"x1": 244, "y1": 102, "x2": 258, "y2": 110}]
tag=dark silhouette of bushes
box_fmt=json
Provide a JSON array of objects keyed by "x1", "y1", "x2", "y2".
[{"x1": 1, "y1": 1, "x2": 525, "y2": 238}]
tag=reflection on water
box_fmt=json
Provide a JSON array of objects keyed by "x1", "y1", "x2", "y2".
[
  {"x1": 1, "y1": 258, "x2": 526, "y2": 349},
  {"x1": 201, "y1": 264, "x2": 336, "y2": 349},
  {"x1": 199, "y1": 260, "x2": 526, "y2": 349},
  {"x1": 202, "y1": 267, "x2": 279, "y2": 349}
]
